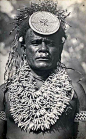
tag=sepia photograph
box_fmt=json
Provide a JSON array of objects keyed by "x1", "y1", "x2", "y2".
[{"x1": 0, "y1": 0, "x2": 86, "y2": 139}]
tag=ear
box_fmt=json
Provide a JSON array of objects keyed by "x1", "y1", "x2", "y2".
[
  {"x1": 17, "y1": 41, "x2": 26, "y2": 60},
  {"x1": 59, "y1": 43, "x2": 63, "y2": 61}
]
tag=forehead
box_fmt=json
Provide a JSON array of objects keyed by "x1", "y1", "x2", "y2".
[{"x1": 25, "y1": 28, "x2": 61, "y2": 42}]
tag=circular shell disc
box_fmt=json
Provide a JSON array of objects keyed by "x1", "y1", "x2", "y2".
[{"x1": 29, "y1": 11, "x2": 60, "y2": 35}]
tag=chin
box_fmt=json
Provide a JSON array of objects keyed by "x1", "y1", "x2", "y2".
[{"x1": 32, "y1": 62, "x2": 53, "y2": 70}]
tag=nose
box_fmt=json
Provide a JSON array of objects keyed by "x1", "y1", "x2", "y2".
[{"x1": 40, "y1": 41, "x2": 48, "y2": 52}]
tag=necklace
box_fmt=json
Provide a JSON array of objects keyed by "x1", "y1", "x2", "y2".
[
  {"x1": 8, "y1": 63, "x2": 74, "y2": 132},
  {"x1": 32, "y1": 74, "x2": 45, "y2": 82}
]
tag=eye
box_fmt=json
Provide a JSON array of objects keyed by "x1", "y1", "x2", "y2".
[
  {"x1": 31, "y1": 40, "x2": 42, "y2": 46},
  {"x1": 45, "y1": 40, "x2": 54, "y2": 46}
]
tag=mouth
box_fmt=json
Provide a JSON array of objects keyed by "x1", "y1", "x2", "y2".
[
  {"x1": 36, "y1": 52, "x2": 51, "y2": 61},
  {"x1": 36, "y1": 57, "x2": 50, "y2": 61}
]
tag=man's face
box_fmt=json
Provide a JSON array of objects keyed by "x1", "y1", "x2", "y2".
[{"x1": 25, "y1": 28, "x2": 62, "y2": 71}]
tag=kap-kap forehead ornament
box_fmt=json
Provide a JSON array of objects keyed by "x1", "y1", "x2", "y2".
[{"x1": 29, "y1": 11, "x2": 60, "y2": 35}]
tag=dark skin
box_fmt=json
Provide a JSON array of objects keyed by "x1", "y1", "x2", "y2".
[
  {"x1": 0, "y1": 28, "x2": 86, "y2": 139},
  {"x1": 25, "y1": 28, "x2": 61, "y2": 81}
]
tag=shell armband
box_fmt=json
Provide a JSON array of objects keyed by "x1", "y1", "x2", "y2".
[
  {"x1": 74, "y1": 111, "x2": 86, "y2": 122},
  {"x1": 0, "y1": 111, "x2": 7, "y2": 121}
]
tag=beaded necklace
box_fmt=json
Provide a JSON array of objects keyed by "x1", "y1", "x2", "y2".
[{"x1": 8, "y1": 63, "x2": 74, "y2": 132}]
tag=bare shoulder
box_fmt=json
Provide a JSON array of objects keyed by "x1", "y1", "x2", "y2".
[
  {"x1": 0, "y1": 83, "x2": 6, "y2": 111},
  {"x1": 0, "y1": 84, "x2": 7, "y2": 139},
  {"x1": 72, "y1": 81, "x2": 86, "y2": 138},
  {"x1": 72, "y1": 81, "x2": 86, "y2": 111}
]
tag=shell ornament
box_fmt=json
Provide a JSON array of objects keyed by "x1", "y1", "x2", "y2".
[{"x1": 8, "y1": 63, "x2": 74, "y2": 132}]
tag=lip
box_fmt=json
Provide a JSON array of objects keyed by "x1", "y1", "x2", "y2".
[{"x1": 36, "y1": 57, "x2": 50, "y2": 61}]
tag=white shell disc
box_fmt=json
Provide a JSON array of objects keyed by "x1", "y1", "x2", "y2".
[{"x1": 29, "y1": 11, "x2": 60, "y2": 35}]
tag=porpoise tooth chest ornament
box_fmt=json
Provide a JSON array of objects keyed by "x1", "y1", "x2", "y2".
[
  {"x1": 8, "y1": 63, "x2": 74, "y2": 132},
  {"x1": 29, "y1": 11, "x2": 60, "y2": 35}
]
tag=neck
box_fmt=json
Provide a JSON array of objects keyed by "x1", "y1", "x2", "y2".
[{"x1": 30, "y1": 68, "x2": 53, "y2": 81}]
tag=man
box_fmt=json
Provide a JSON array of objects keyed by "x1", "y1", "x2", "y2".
[{"x1": 0, "y1": 1, "x2": 86, "y2": 139}]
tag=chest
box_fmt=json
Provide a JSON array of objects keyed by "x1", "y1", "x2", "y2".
[
  {"x1": 5, "y1": 89, "x2": 77, "y2": 139},
  {"x1": 6, "y1": 118, "x2": 75, "y2": 139}
]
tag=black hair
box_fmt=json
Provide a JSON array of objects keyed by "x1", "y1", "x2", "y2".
[{"x1": 14, "y1": 0, "x2": 67, "y2": 39}]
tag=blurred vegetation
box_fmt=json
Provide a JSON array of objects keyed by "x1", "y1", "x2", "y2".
[
  {"x1": 62, "y1": 1, "x2": 86, "y2": 89},
  {"x1": 0, "y1": 0, "x2": 86, "y2": 90}
]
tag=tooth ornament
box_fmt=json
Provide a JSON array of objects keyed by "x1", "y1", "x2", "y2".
[{"x1": 8, "y1": 62, "x2": 74, "y2": 131}]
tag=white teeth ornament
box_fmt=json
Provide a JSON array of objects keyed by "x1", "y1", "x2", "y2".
[{"x1": 8, "y1": 62, "x2": 74, "y2": 132}]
